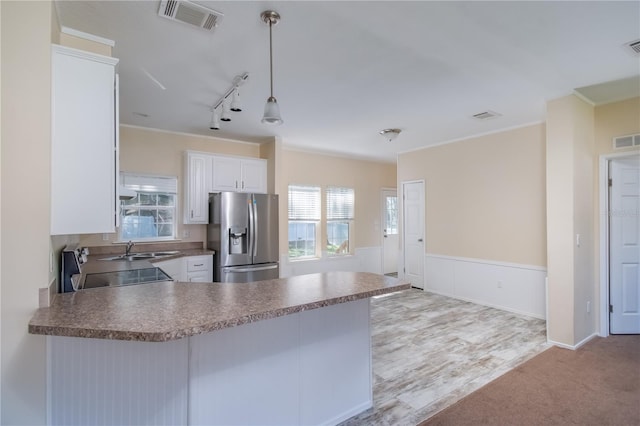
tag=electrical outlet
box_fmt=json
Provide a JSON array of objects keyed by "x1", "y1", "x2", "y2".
[
  {"x1": 183, "y1": 229, "x2": 190, "y2": 238},
  {"x1": 102, "y1": 233, "x2": 110, "y2": 241},
  {"x1": 497, "y1": 281, "x2": 502, "y2": 289},
  {"x1": 587, "y1": 301, "x2": 591, "y2": 314}
]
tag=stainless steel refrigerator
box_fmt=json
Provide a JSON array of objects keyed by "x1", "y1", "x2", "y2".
[{"x1": 207, "y1": 192, "x2": 279, "y2": 282}]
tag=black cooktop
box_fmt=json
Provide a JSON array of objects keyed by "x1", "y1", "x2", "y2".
[{"x1": 83, "y1": 268, "x2": 172, "y2": 289}]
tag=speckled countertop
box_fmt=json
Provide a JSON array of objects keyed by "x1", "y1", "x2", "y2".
[{"x1": 29, "y1": 272, "x2": 409, "y2": 342}]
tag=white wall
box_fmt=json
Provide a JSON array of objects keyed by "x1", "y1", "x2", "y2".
[{"x1": 1, "y1": 1, "x2": 54, "y2": 423}]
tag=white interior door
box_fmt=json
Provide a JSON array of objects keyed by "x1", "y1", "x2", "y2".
[
  {"x1": 403, "y1": 181, "x2": 425, "y2": 289},
  {"x1": 610, "y1": 155, "x2": 640, "y2": 334},
  {"x1": 382, "y1": 189, "x2": 399, "y2": 275}
]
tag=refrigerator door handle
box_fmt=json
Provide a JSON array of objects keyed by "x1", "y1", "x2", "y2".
[
  {"x1": 252, "y1": 196, "x2": 259, "y2": 257},
  {"x1": 223, "y1": 264, "x2": 278, "y2": 273},
  {"x1": 248, "y1": 196, "x2": 255, "y2": 260}
]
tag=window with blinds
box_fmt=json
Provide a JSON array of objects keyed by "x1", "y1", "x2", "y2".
[
  {"x1": 326, "y1": 186, "x2": 354, "y2": 256},
  {"x1": 288, "y1": 185, "x2": 321, "y2": 259},
  {"x1": 119, "y1": 173, "x2": 178, "y2": 241}
]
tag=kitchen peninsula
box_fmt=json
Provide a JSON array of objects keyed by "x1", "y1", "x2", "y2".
[{"x1": 29, "y1": 272, "x2": 409, "y2": 426}]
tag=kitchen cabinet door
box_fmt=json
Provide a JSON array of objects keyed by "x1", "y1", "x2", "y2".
[
  {"x1": 50, "y1": 45, "x2": 119, "y2": 235},
  {"x1": 211, "y1": 156, "x2": 242, "y2": 192},
  {"x1": 211, "y1": 155, "x2": 267, "y2": 194},
  {"x1": 186, "y1": 255, "x2": 213, "y2": 282},
  {"x1": 184, "y1": 152, "x2": 211, "y2": 224},
  {"x1": 241, "y1": 158, "x2": 268, "y2": 194}
]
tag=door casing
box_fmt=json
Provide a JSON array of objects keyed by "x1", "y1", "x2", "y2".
[
  {"x1": 401, "y1": 180, "x2": 425, "y2": 289},
  {"x1": 598, "y1": 151, "x2": 640, "y2": 336}
]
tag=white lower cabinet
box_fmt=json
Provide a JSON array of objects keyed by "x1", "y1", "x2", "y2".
[
  {"x1": 186, "y1": 255, "x2": 213, "y2": 282},
  {"x1": 155, "y1": 255, "x2": 213, "y2": 282}
]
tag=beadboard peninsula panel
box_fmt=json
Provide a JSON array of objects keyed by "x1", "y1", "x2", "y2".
[{"x1": 48, "y1": 336, "x2": 188, "y2": 426}]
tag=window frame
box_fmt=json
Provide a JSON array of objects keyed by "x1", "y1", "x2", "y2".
[
  {"x1": 288, "y1": 184, "x2": 321, "y2": 260},
  {"x1": 118, "y1": 173, "x2": 178, "y2": 242},
  {"x1": 326, "y1": 186, "x2": 354, "y2": 257}
]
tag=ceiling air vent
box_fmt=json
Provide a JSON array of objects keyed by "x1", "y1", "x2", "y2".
[
  {"x1": 472, "y1": 110, "x2": 501, "y2": 120},
  {"x1": 158, "y1": 0, "x2": 223, "y2": 31},
  {"x1": 624, "y1": 39, "x2": 640, "y2": 56},
  {"x1": 613, "y1": 133, "x2": 640, "y2": 149}
]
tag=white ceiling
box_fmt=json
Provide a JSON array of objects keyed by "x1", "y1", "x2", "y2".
[{"x1": 55, "y1": 1, "x2": 640, "y2": 162}]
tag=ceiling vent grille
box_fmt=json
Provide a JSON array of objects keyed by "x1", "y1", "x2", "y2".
[
  {"x1": 158, "y1": 0, "x2": 223, "y2": 31},
  {"x1": 613, "y1": 133, "x2": 640, "y2": 149},
  {"x1": 624, "y1": 39, "x2": 640, "y2": 56},
  {"x1": 472, "y1": 110, "x2": 501, "y2": 120}
]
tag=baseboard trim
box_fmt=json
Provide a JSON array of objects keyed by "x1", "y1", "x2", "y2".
[
  {"x1": 322, "y1": 400, "x2": 372, "y2": 426},
  {"x1": 548, "y1": 333, "x2": 598, "y2": 350}
]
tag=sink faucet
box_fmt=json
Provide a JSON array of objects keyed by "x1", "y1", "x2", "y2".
[{"x1": 125, "y1": 240, "x2": 135, "y2": 256}]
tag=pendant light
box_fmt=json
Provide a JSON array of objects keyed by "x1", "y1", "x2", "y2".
[{"x1": 261, "y1": 10, "x2": 283, "y2": 125}]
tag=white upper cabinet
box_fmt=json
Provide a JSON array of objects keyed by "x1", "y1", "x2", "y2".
[
  {"x1": 183, "y1": 151, "x2": 267, "y2": 224},
  {"x1": 184, "y1": 152, "x2": 211, "y2": 224},
  {"x1": 211, "y1": 155, "x2": 242, "y2": 192},
  {"x1": 51, "y1": 45, "x2": 119, "y2": 235},
  {"x1": 240, "y1": 158, "x2": 268, "y2": 194},
  {"x1": 211, "y1": 155, "x2": 267, "y2": 194}
]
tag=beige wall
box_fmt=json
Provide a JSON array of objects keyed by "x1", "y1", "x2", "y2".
[
  {"x1": 59, "y1": 32, "x2": 111, "y2": 56},
  {"x1": 397, "y1": 123, "x2": 547, "y2": 267},
  {"x1": 79, "y1": 125, "x2": 262, "y2": 247},
  {"x1": 545, "y1": 94, "x2": 595, "y2": 346},
  {"x1": 1, "y1": 1, "x2": 54, "y2": 423},
  {"x1": 278, "y1": 149, "x2": 397, "y2": 257}
]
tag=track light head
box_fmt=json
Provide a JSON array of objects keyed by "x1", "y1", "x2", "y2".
[
  {"x1": 209, "y1": 109, "x2": 221, "y2": 130},
  {"x1": 230, "y1": 89, "x2": 242, "y2": 112}
]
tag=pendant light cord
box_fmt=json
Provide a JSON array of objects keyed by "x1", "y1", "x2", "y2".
[{"x1": 269, "y1": 20, "x2": 274, "y2": 98}]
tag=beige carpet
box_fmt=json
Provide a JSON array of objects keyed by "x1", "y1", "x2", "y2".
[{"x1": 420, "y1": 335, "x2": 640, "y2": 426}]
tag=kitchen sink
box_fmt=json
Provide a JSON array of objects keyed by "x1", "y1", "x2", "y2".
[{"x1": 99, "y1": 251, "x2": 180, "y2": 261}]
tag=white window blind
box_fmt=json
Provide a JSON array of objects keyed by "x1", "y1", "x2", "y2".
[
  {"x1": 121, "y1": 173, "x2": 177, "y2": 194},
  {"x1": 288, "y1": 185, "x2": 321, "y2": 220},
  {"x1": 327, "y1": 187, "x2": 354, "y2": 220}
]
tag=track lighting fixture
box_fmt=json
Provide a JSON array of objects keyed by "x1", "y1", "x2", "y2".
[
  {"x1": 261, "y1": 10, "x2": 283, "y2": 125},
  {"x1": 230, "y1": 89, "x2": 242, "y2": 112},
  {"x1": 209, "y1": 108, "x2": 220, "y2": 130},
  {"x1": 208, "y1": 72, "x2": 248, "y2": 131},
  {"x1": 221, "y1": 100, "x2": 231, "y2": 122}
]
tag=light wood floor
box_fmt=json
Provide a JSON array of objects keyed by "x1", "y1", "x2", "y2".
[{"x1": 341, "y1": 289, "x2": 549, "y2": 425}]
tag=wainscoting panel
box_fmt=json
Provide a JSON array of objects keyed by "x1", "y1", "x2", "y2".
[
  {"x1": 280, "y1": 247, "x2": 382, "y2": 277},
  {"x1": 425, "y1": 254, "x2": 547, "y2": 319}
]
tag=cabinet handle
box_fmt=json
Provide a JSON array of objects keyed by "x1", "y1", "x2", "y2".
[
  {"x1": 242, "y1": 181, "x2": 245, "y2": 189},
  {"x1": 190, "y1": 210, "x2": 193, "y2": 218},
  {"x1": 235, "y1": 181, "x2": 238, "y2": 189},
  {"x1": 194, "y1": 263, "x2": 204, "y2": 267}
]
